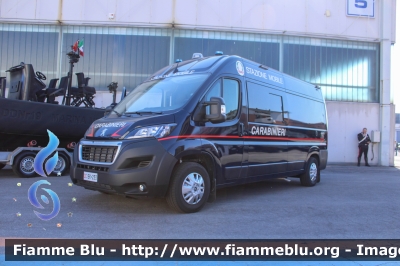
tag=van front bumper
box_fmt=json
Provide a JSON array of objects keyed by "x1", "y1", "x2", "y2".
[{"x1": 70, "y1": 138, "x2": 177, "y2": 198}]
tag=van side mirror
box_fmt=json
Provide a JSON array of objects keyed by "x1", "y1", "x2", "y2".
[
  {"x1": 104, "y1": 105, "x2": 113, "y2": 116},
  {"x1": 204, "y1": 97, "x2": 226, "y2": 123}
]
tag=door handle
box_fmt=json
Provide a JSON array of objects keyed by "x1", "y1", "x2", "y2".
[{"x1": 238, "y1": 123, "x2": 244, "y2": 137}]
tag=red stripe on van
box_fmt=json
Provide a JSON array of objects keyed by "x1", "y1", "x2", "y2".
[{"x1": 158, "y1": 135, "x2": 325, "y2": 143}]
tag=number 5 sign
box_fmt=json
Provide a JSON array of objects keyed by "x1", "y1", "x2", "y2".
[{"x1": 347, "y1": 0, "x2": 375, "y2": 17}]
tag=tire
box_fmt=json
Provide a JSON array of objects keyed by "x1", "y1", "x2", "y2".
[
  {"x1": 300, "y1": 157, "x2": 319, "y2": 187},
  {"x1": 166, "y1": 162, "x2": 210, "y2": 213},
  {"x1": 51, "y1": 152, "x2": 70, "y2": 176},
  {"x1": 0, "y1": 163, "x2": 5, "y2": 170},
  {"x1": 12, "y1": 151, "x2": 38, "y2": 178}
]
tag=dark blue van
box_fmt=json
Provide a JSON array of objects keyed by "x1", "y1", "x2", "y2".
[{"x1": 70, "y1": 54, "x2": 328, "y2": 213}]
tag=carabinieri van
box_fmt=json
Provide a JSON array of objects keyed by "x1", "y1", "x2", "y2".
[{"x1": 70, "y1": 53, "x2": 328, "y2": 213}]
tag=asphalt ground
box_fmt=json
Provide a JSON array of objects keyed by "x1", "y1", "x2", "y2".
[
  {"x1": 1, "y1": 159, "x2": 400, "y2": 239},
  {"x1": 0, "y1": 158, "x2": 400, "y2": 265}
]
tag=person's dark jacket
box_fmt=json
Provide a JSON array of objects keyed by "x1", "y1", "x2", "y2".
[{"x1": 358, "y1": 133, "x2": 371, "y2": 147}]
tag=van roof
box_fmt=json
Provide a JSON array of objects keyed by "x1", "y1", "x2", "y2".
[
  {"x1": 145, "y1": 55, "x2": 324, "y2": 102},
  {"x1": 145, "y1": 55, "x2": 228, "y2": 81}
]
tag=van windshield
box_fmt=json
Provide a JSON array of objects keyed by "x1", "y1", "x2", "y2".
[{"x1": 114, "y1": 74, "x2": 209, "y2": 115}]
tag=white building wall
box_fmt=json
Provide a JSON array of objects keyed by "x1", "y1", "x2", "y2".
[
  {"x1": 379, "y1": 0, "x2": 395, "y2": 166},
  {"x1": 326, "y1": 101, "x2": 380, "y2": 165},
  {"x1": 0, "y1": 0, "x2": 396, "y2": 43}
]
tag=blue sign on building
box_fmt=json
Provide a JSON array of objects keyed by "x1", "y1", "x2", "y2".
[{"x1": 347, "y1": 0, "x2": 375, "y2": 17}]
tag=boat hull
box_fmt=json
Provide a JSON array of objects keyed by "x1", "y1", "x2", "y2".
[{"x1": 0, "y1": 98, "x2": 105, "y2": 151}]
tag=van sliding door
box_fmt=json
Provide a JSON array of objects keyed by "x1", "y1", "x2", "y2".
[{"x1": 245, "y1": 81, "x2": 288, "y2": 177}]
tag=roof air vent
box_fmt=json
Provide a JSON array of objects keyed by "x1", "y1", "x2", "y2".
[{"x1": 192, "y1": 53, "x2": 203, "y2": 59}]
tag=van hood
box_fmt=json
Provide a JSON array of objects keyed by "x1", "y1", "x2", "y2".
[{"x1": 87, "y1": 114, "x2": 175, "y2": 139}]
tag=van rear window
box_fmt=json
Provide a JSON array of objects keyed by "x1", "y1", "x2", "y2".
[{"x1": 285, "y1": 93, "x2": 327, "y2": 129}]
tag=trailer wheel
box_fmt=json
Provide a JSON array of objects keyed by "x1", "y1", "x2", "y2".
[
  {"x1": 300, "y1": 157, "x2": 319, "y2": 187},
  {"x1": 0, "y1": 163, "x2": 5, "y2": 170},
  {"x1": 166, "y1": 162, "x2": 210, "y2": 213},
  {"x1": 12, "y1": 151, "x2": 38, "y2": 178},
  {"x1": 51, "y1": 152, "x2": 70, "y2": 176}
]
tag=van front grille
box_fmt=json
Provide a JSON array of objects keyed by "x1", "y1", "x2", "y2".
[{"x1": 81, "y1": 145, "x2": 118, "y2": 163}]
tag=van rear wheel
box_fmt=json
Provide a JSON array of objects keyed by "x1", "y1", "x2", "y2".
[
  {"x1": 0, "y1": 163, "x2": 5, "y2": 170},
  {"x1": 300, "y1": 157, "x2": 319, "y2": 187},
  {"x1": 166, "y1": 162, "x2": 210, "y2": 213}
]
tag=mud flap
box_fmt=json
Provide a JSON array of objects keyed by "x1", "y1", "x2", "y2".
[{"x1": 207, "y1": 177, "x2": 216, "y2": 203}]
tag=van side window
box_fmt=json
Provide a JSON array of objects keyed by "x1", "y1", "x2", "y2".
[
  {"x1": 285, "y1": 93, "x2": 326, "y2": 129},
  {"x1": 204, "y1": 78, "x2": 239, "y2": 121},
  {"x1": 247, "y1": 82, "x2": 284, "y2": 124}
]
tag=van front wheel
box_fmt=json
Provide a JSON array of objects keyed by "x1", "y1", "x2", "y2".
[
  {"x1": 166, "y1": 162, "x2": 210, "y2": 213},
  {"x1": 300, "y1": 157, "x2": 319, "y2": 187}
]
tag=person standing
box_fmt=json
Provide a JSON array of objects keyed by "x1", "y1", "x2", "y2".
[{"x1": 357, "y1": 128, "x2": 371, "y2": 167}]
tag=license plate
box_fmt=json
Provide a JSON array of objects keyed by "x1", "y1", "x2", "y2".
[{"x1": 83, "y1": 171, "x2": 98, "y2": 182}]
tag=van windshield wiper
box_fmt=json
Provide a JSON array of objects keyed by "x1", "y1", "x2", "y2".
[{"x1": 125, "y1": 111, "x2": 163, "y2": 115}]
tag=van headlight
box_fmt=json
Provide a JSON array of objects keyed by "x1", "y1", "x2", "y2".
[
  {"x1": 85, "y1": 123, "x2": 95, "y2": 138},
  {"x1": 124, "y1": 124, "x2": 176, "y2": 139}
]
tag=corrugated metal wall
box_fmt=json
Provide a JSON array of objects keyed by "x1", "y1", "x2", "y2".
[
  {"x1": 0, "y1": 24, "x2": 59, "y2": 82},
  {"x1": 283, "y1": 36, "x2": 379, "y2": 102},
  {"x1": 0, "y1": 23, "x2": 380, "y2": 102},
  {"x1": 61, "y1": 26, "x2": 171, "y2": 90}
]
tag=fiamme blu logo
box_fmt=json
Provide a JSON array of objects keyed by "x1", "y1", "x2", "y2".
[
  {"x1": 28, "y1": 180, "x2": 60, "y2": 221},
  {"x1": 34, "y1": 130, "x2": 59, "y2": 177},
  {"x1": 28, "y1": 130, "x2": 61, "y2": 221}
]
